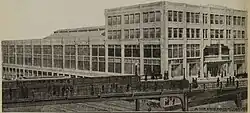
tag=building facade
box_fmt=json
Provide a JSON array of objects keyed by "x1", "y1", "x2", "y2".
[{"x1": 2, "y1": 1, "x2": 248, "y2": 81}]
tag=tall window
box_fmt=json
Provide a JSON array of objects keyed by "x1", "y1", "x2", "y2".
[
  {"x1": 108, "y1": 45, "x2": 121, "y2": 73},
  {"x1": 211, "y1": 29, "x2": 215, "y2": 38},
  {"x1": 135, "y1": 13, "x2": 140, "y2": 23},
  {"x1": 108, "y1": 16, "x2": 112, "y2": 25},
  {"x1": 196, "y1": 29, "x2": 200, "y2": 38},
  {"x1": 186, "y1": 28, "x2": 190, "y2": 38},
  {"x1": 156, "y1": 11, "x2": 161, "y2": 21},
  {"x1": 53, "y1": 45, "x2": 63, "y2": 68},
  {"x1": 242, "y1": 17, "x2": 245, "y2": 26},
  {"x1": 144, "y1": 28, "x2": 149, "y2": 38},
  {"x1": 124, "y1": 15, "x2": 129, "y2": 24},
  {"x1": 112, "y1": 16, "x2": 117, "y2": 25},
  {"x1": 65, "y1": 45, "x2": 76, "y2": 69},
  {"x1": 34, "y1": 45, "x2": 41, "y2": 67},
  {"x1": 2, "y1": 45, "x2": 8, "y2": 63},
  {"x1": 233, "y1": 30, "x2": 237, "y2": 38},
  {"x1": 168, "y1": 10, "x2": 172, "y2": 21},
  {"x1": 156, "y1": 28, "x2": 161, "y2": 38},
  {"x1": 143, "y1": 12, "x2": 149, "y2": 23},
  {"x1": 220, "y1": 15, "x2": 224, "y2": 24},
  {"x1": 42, "y1": 45, "x2": 52, "y2": 68},
  {"x1": 186, "y1": 12, "x2": 190, "y2": 23},
  {"x1": 237, "y1": 16, "x2": 241, "y2": 25},
  {"x1": 203, "y1": 14, "x2": 208, "y2": 24},
  {"x1": 92, "y1": 45, "x2": 105, "y2": 72},
  {"x1": 173, "y1": 28, "x2": 178, "y2": 38},
  {"x1": 78, "y1": 45, "x2": 90, "y2": 70},
  {"x1": 17, "y1": 45, "x2": 23, "y2": 65},
  {"x1": 130, "y1": 14, "x2": 134, "y2": 24},
  {"x1": 210, "y1": 14, "x2": 214, "y2": 24},
  {"x1": 135, "y1": 29, "x2": 140, "y2": 38},
  {"x1": 191, "y1": 13, "x2": 195, "y2": 23},
  {"x1": 242, "y1": 31, "x2": 245, "y2": 38},
  {"x1": 8, "y1": 45, "x2": 15, "y2": 64},
  {"x1": 173, "y1": 11, "x2": 177, "y2": 22},
  {"x1": 108, "y1": 30, "x2": 121, "y2": 39},
  {"x1": 168, "y1": 27, "x2": 172, "y2": 38},
  {"x1": 178, "y1": 11, "x2": 183, "y2": 22},
  {"x1": 24, "y1": 45, "x2": 32, "y2": 66},
  {"x1": 125, "y1": 29, "x2": 129, "y2": 39},
  {"x1": 215, "y1": 15, "x2": 219, "y2": 24},
  {"x1": 195, "y1": 13, "x2": 200, "y2": 23},
  {"x1": 117, "y1": 15, "x2": 121, "y2": 25},
  {"x1": 149, "y1": 12, "x2": 155, "y2": 22},
  {"x1": 233, "y1": 16, "x2": 237, "y2": 25},
  {"x1": 220, "y1": 30, "x2": 224, "y2": 38}
]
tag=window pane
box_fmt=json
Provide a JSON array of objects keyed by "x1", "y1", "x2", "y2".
[
  {"x1": 135, "y1": 13, "x2": 140, "y2": 23},
  {"x1": 150, "y1": 12, "x2": 155, "y2": 22},
  {"x1": 143, "y1": 12, "x2": 148, "y2": 23},
  {"x1": 108, "y1": 62, "x2": 114, "y2": 72},
  {"x1": 92, "y1": 48, "x2": 98, "y2": 56},
  {"x1": 130, "y1": 14, "x2": 134, "y2": 24},
  {"x1": 99, "y1": 48, "x2": 105, "y2": 56},
  {"x1": 156, "y1": 11, "x2": 161, "y2": 21},
  {"x1": 124, "y1": 15, "x2": 129, "y2": 24},
  {"x1": 115, "y1": 63, "x2": 121, "y2": 73}
]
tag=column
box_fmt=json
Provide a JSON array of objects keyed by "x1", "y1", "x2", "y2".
[
  {"x1": 51, "y1": 42, "x2": 54, "y2": 68},
  {"x1": 89, "y1": 44, "x2": 92, "y2": 73},
  {"x1": 105, "y1": 42, "x2": 108, "y2": 73},
  {"x1": 62, "y1": 38, "x2": 65, "y2": 69},
  {"x1": 200, "y1": 7, "x2": 205, "y2": 79},
  {"x1": 140, "y1": 43, "x2": 144, "y2": 75},
  {"x1": 165, "y1": 6, "x2": 170, "y2": 79},
  {"x1": 121, "y1": 44, "x2": 125, "y2": 74},
  {"x1": 183, "y1": 4, "x2": 187, "y2": 80},
  {"x1": 219, "y1": 43, "x2": 222, "y2": 59},
  {"x1": 75, "y1": 42, "x2": 78, "y2": 70}
]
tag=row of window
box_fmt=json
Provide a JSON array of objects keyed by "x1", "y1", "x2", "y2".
[
  {"x1": 187, "y1": 28, "x2": 200, "y2": 38},
  {"x1": 143, "y1": 11, "x2": 161, "y2": 23},
  {"x1": 187, "y1": 44, "x2": 200, "y2": 57},
  {"x1": 168, "y1": 10, "x2": 183, "y2": 22},
  {"x1": 108, "y1": 30, "x2": 122, "y2": 39},
  {"x1": 210, "y1": 29, "x2": 224, "y2": 38},
  {"x1": 168, "y1": 28, "x2": 183, "y2": 39},
  {"x1": 186, "y1": 12, "x2": 200, "y2": 23},
  {"x1": 108, "y1": 15, "x2": 121, "y2": 25},
  {"x1": 125, "y1": 13, "x2": 140, "y2": 24},
  {"x1": 124, "y1": 29, "x2": 140, "y2": 39},
  {"x1": 234, "y1": 44, "x2": 245, "y2": 55},
  {"x1": 143, "y1": 28, "x2": 161, "y2": 38},
  {"x1": 233, "y1": 30, "x2": 245, "y2": 39}
]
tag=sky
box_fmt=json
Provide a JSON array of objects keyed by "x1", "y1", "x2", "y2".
[{"x1": 0, "y1": 0, "x2": 247, "y2": 40}]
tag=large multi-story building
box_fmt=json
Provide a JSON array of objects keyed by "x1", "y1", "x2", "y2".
[{"x1": 2, "y1": 1, "x2": 248, "y2": 81}]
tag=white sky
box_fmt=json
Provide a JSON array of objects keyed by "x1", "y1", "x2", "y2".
[{"x1": 0, "y1": 0, "x2": 247, "y2": 40}]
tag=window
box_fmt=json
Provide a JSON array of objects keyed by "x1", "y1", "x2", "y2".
[
  {"x1": 168, "y1": 27, "x2": 172, "y2": 38},
  {"x1": 78, "y1": 45, "x2": 90, "y2": 70},
  {"x1": 242, "y1": 17, "x2": 245, "y2": 26},
  {"x1": 173, "y1": 11, "x2": 177, "y2": 22},
  {"x1": 125, "y1": 29, "x2": 129, "y2": 39},
  {"x1": 178, "y1": 11, "x2": 183, "y2": 22},
  {"x1": 191, "y1": 13, "x2": 195, "y2": 23},
  {"x1": 144, "y1": 45, "x2": 160, "y2": 58},
  {"x1": 215, "y1": 29, "x2": 219, "y2": 38},
  {"x1": 168, "y1": 44, "x2": 183, "y2": 58},
  {"x1": 43, "y1": 45, "x2": 52, "y2": 68},
  {"x1": 125, "y1": 45, "x2": 140, "y2": 57},
  {"x1": 156, "y1": 11, "x2": 161, "y2": 21},
  {"x1": 203, "y1": 14, "x2": 208, "y2": 24},
  {"x1": 237, "y1": 16, "x2": 241, "y2": 25},
  {"x1": 210, "y1": 14, "x2": 214, "y2": 24},
  {"x1": 238, "y1": 30, "x2": 241, "y2": 38},
  {"x1": 144, "y1": 28, "x2": 149, "y2": 38},
  {"x1": 203, "y1": 29, "x2": 208, "y2": 38},
  {"x1": 143, "y1": 12, "x2": 149, "y2": 23},
  {"x1": 149, "y1": 12, "x2": 155, "y2": 22},
  {"x1": 242, "y1": 31, "x2": 245, "y2": 38},
  {"x1": 187, "y1": 44, "x2": 200, "y2": 57},
  {"x1": 186, "y1": 12, "x2": 190, "y2": 23},
  {"x1": 108, "y1": 58, "x2": 121, "y2": 73},
  {"x1": 196, "y1": 29, "x2": 200, "y2": 38},
  {"x1": 150, "y1": 28, "x2": 155, "y2": 38},
  {"x1": 195, "y1": 13, "x2": 199, "y2": 23},
  {"x1": 156, "y1": 28, "x2": 161, "y2": 38},
  {"x1": 130, "y1": 14, "x2": 134, "y2": 24},
  {"x1": 34, "y1": 45, "x2": 42, "y2": 67},
  {"x1": 211, "y1": 29, "x2": 214, "y2": 38},
  {"x1": 233, "y1": 16, "x2": 236, "y2": 25},
  {"x1": 135, "y1": 29, "x2": 140, "y2": 38},
  {"x1": 125, "y1": 15, "x2": 129, "y2": 24},
  {"x1": 220, "y1": 30, "x2": 224, "y2": 38},
  {"x1": 135, "y1": 13, "x2": 140, "y2": 23},
  {"x1": 220, "y1": 15, "x2": 224, "y2": 24},
  {"x1": 168, "y1": 10, "x2": 172, "y2": 21},
  {"x1": 226, "y1": 30, "x2": 231, "y2": 39},
  {"x1": 173, "y1": 28, "x2": 177, "y2": 38},
  {"x1": 186, "y1": 28, "x2": 190, "y2": 38},
  {"x1": 233, "y1": 30, "x2": 237, "y2": 38},
  {"x1": 108, "y1": 30, "x2": 112, "y2": 39},
  {"x1": 64, "y1": 45, "x2": 75, "y2": 69},
  {"x1": 53, "y1": 45, "x2": 63, "y2": 68},
  {"x1": 92, "y1": 45, "x2": 105, "y2": 72},
  {"x1": 112, "y1": 16, "x2": 117, "y2": 25},
  {"x1": 108, "y1": 30, "x2": 121, "y2": 39},
  {"x1": 215, "y1": 15, "x2": 219, "y2": 24},
  {"x1": 191, "y1": 29, "x2": 195, "y2": 38},
  {"x1": 24, "y1": 45, "x2": 32, "y2": 66},
  {"x1": 124, "y1": 59, "x2": 140, "y2": 74},
  {"x1": 130, "y1": 29, "x2": 134, "y2": 39},
  {"x1": 117, "y1": 15, "x2": 121, "y2": 25},
  {"x1": 108, "y1": 45, "x2": 121, "y2": 57},
  {"x1": 179, "y1": 28, "x2": 183, "y2": 38},
  {"x1": 108, "y1": 16, "x2": 112, "y2": 25}
]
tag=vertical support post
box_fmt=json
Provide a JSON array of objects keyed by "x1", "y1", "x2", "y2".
[
  {"x1": 182, "y1": 93, "x2": 188, "y2": 111},
  {"x1": 135, "y1": 99, "x2": 140, "y2": 111}
]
